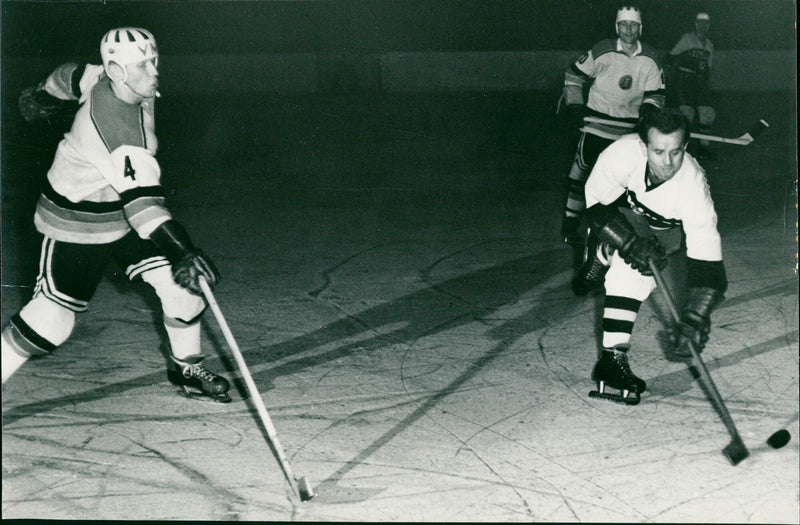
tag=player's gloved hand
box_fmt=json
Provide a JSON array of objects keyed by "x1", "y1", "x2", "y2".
[
  {"x1": 619, "y1": 236, "x2": 667, "y2": 276},
  {"x1": 671, "y1": 287, "x2": 724, "y2": 357},
  {"x1": 593, "y1": 210, "x2": 666, "y2": 276},
  {"x1": 18, "y1": 86, "x2": 65, "y2": 123},
  {"x1": 566, "y1": 103, "x2": 588, "y2": 130},
  {"x1": 150, "y1": 219, "x2": 221, "y2": 295},
  {"x1": 637, "y1": 102, "x2": 659, "y2": 122},
  {"x1": 172, "y1": 251, "x2": 220, "y2": 295}
]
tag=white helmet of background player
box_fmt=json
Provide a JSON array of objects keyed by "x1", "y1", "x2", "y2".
[
  {"x1": 100, "y1": 27, "x2": 158, "y2": 79},
  {"x1": 616, "y1": 5, "x2": 642, "y2": 35}
]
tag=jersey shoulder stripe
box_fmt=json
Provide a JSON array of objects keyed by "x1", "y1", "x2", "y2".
[
  {"x1": 637, "y1": 42, "x2": 662, "y2": 66},
  {"x1": 590, "y1": 39, "x2": 619, "y2": 60},
  {"x1": 90, "y1": 76, "x2": 147, "y2": 153},
  {"x1": 71, "y1": 64, "x2": 88, "y2": 98}
]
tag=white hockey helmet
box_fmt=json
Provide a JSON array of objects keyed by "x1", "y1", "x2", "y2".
[
  {"x1": 696, "y1": 12, "x2": 711, "y2": 22},
  {"x1": 616, "y1": 6, "x2": 642, "y2": 33},
  {"x1": 100, "y1": 27, "x2": 158, "y2": 72}
]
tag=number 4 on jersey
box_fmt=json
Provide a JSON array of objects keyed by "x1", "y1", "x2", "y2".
[{"x1": 124, "y1": 155, "x2": 137, "y2": 180}]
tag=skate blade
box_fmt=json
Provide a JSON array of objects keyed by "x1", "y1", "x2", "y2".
[
  {"x1": 177, "y1": 386, "x2": 232, "y2": 403},
  {"x1": 589, "y1": 389, "x2": 641, "y2": 406}
]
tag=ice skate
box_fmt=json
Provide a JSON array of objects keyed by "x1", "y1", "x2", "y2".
[
  {"x1": 168, "y1": 354, "x2": 231, "y2": 403},
  {"x1": 589, "y1": 346, "x2": 646, "y2": 405},
  {"x1": 572, "y1": 240, "x2": 609, "y2": 296}
]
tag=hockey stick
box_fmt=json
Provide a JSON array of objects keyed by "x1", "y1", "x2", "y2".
[
  {"x1": 584, "y1": 116, "x2": 769, "y2": 146},
  {"x1": 199, "y1": 277, "x2": 314, "y2": 501},
  {"x1": 649, "y1": 261, "x2": 749, "y2": 465}
]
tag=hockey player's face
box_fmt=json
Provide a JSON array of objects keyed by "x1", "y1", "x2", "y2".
[
  {"x1": 644, "y1": 128, "x2": 687, "y2": 184},
  {"x1": 125, "y1": 57, "x2": 159, "y2": 99},
  {"x1": 695, "y1": 20, "x2": 710, "y2": 38},
  {"x1": 617, "y1": 21, "x2": 640, "y2": 44}
]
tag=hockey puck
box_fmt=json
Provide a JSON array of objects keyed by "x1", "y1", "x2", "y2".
[{"x1": 766, "y1": 429, "x2": 791, "y2": 449}]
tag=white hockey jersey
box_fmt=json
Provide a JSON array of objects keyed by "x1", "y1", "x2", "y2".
[
  {"x1": 564, "y1": 39, "x2": 665, "y2": 140},
  {"x1": 585, "y1": 134, "x2": 722, "y2": 262},
  {"x1": 33, "y1": 63, "x2": 171, "y2": 244}
]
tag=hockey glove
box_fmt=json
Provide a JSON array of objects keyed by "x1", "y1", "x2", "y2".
[
  {"x1": 150, "y1": 220, "x2": 220, "y2": 295},
  {"x1": 566, "y1": 103, "x2": 588, "y2": 130},
  {"x1": 671, "y1": 287, "x2": 724, "y2": 357},
  {"x1": 18, "y1": 86, "x2": 66, "y2": 123},
  {"x1": 595, "y1": 212, "x2": 667, "y2": 276}
]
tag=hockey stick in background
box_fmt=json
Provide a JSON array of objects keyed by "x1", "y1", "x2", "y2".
[
  {"x1": 584, "y1": 116, "x2": 769, "y2": 146},
  {"x1": 648, "y1": 260, "x2": 749, "y2": 465},
  {"x1": 199, "y1": 277, "x2": 314, "y2": 502}
]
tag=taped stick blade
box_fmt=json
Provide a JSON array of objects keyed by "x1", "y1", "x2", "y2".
[
  {"x1": 742, "y1": 119, "x2": 770, "y2": 142},
  {"x1": 297, "y1": 476, "x2": 314, "y2": 501},
  {"x1": 723, "y1": 440, "x2": 750, "y2": 466}
]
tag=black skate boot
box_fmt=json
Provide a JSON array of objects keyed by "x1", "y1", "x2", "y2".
[
  {"x1": 168, "y1": 354, "x2": 231, "y2": 403},
  {"x1": 589, "y1": 345, "x2": 646, "y2": 405},
  {"x1": 572, "y1": 238, "x2": 609, "y2": 296}
]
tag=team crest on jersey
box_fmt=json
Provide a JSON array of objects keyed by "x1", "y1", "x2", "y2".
[{"x1": 618, "y1": 75, "x2": 633, "y2": 90}]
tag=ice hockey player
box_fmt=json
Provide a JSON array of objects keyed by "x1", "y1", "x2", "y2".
[
  {"x1": 573, "y1": 107, "x2": 727, "y2": 404},
  {"x1": 665, "y1": 12, "x2": 716, "y2": 159},
  {"x1": 3, "y1": 28, "x2": 230, "y2": 402},
  {"x1": 560, "y1": 5, "x2": 665, "y2": 246}
]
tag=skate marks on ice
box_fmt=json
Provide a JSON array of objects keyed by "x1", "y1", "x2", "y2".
[{"x1": 279, "y1": 244, "x2": 585, "y2": 507}]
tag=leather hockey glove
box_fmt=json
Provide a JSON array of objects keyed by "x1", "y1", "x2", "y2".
[
  {"x1": 671, "y1": 287, "x2": 724, "y2": 357},
  {"x1": 18, "y1": 86, "x2": 66, "y2": 123},
  {"x1": 566, "y1": 103, "x2": 588, "y2": 130},
  {"x1": 637, "y1": 102, "x2": 660, "y2": 122},
  {"x1": 596, "y1": 213, "x2": 667, "y2": 276},
  {"x1": 150, "y1": 220, "x2": 220, "y2": 295}
]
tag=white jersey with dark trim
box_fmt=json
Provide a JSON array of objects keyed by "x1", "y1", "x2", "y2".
[
  {"x1": 33, "y1": 63, "x2": 171, "y2": 244},
  {"x1": 585, "y1": 134, "x2": 722, "y2": 262},
  {"x1": 564, "y1": 38, "x2": 665, "y2": 139}
]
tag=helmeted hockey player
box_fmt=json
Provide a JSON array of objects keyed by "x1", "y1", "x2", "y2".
[
  {"x1": 560, "y1": 5, "x2": 666, "y2": 246},
  {"x1": 573, "y1": 107, "x2": 727, "y2": 404},
  {"x1": 665, "y1": 12, "x2": 716, "y2": 159},
  {"x1": 2, "y1": 28, "x2": 230, "y2": 402}
]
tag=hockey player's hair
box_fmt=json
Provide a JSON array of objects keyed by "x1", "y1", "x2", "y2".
[{"x1": 637, "y1": 108, "x2": 690, "y2": 146}]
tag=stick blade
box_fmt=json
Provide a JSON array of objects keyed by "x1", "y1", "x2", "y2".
[
  {"x1": 743, "y1": 119, "x2": 770, "y2": 142},
  {"x1": 723, "y1": 440, "x2": 750, "y2": 466},
  {"x1": 297, "y1": 476, "x2": 314, "y2": 501}
]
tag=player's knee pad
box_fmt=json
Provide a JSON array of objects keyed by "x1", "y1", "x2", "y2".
[
  {"x1": 678, "y1": 105, "x2": 696, "y2": 123},
  {"x1": 4, "y1": 295, "x2": 76, "y2": 357},
  {"x1": 697, "y1": 106, "x2": 716, "y2": 127},
  {"x1": 140, "y1": 266, "x2": 206, "y2": 324}
]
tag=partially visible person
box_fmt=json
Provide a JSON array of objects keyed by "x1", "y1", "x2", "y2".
[
  {"x1": 3, "y1": 28, "x2": 230, "y2": 402},
  {"x1": 560, "y1": 5, "x2": 666, "y2": 246},
  {"x1": 665, "y1": 12, "x2": 716, "y2": 159},
  {"x1": 573, "y1": 107, "x2": 727, "y2": 405}
]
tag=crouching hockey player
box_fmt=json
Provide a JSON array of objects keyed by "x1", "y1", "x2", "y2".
[
  {"x1": 2, "y1": 28, "x2": 230, "y2": 402},
  {"x1": 572, "y1": 108, "x2": 727, "y2": 405}
]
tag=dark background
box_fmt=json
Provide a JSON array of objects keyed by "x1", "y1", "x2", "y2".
[{"x1": 2, "y1": 0, "x2": 796, "y2": 58}]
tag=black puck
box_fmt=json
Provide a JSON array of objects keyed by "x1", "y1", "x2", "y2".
[{"x1": 766, "y1": 429, "x2": 791, "y2": 449}]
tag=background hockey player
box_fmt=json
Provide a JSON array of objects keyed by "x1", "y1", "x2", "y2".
[
  {"x1": 573, "y1": 107, "x2": 727, "y2": 405},
  {"x1": 665, "y1": 12, "x2": 716, "y2": 159},
  {"x1": 560, "y1": 5, "x2": 665, "y2": 246},
  {"x1": 2, "y1": 28, "x2": 229, "y2": 402}
]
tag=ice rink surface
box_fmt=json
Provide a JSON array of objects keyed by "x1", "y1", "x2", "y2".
[{"x1": 2, "y1": 91, "x2": 798, "y2": 522}]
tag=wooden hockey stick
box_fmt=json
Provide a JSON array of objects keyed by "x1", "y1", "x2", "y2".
[
  {"x1": 199, "y1": 277, "x2": 314, "y2": 501},
  {"x1": 649, "y1": 261, "x2": 749, "y2": 465},
  {"x1": 584, "y1": 116, "x2": 769, "y2": 146}
]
